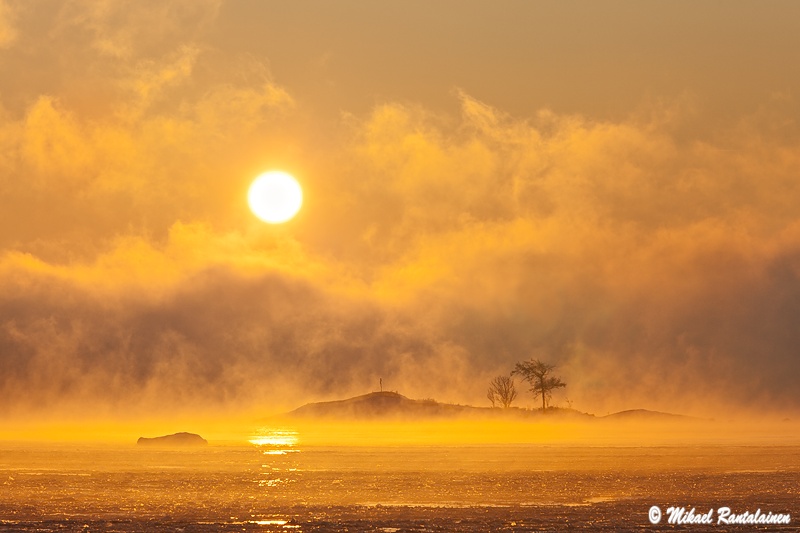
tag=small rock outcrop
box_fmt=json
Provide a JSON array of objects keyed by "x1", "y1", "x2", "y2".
[{"x1": 137, "y1": 432, "x2": 208, "y2": 446}]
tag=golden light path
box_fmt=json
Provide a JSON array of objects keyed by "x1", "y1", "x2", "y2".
[
  {"x1": 249, "y1": 429, "x2": 299, "y2": 455},
  {"x1": 248, "y1": 171, "x2": 303, "y2": 224}
]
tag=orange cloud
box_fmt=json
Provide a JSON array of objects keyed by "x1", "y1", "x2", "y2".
[
  {"x1": 0, "y1": 0, "x2": 17, "y2": 49},
  {"x1": 2, "y1": 2, "x2": 800, "y2": 421}
]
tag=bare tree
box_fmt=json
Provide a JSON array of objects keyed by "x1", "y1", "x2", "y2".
[
  {"x1": 487, "y1": 375, "x2": 517, "y2": 408},
  {"x1": 512, "y1": 359, "x2": 566, "y2": 412}
]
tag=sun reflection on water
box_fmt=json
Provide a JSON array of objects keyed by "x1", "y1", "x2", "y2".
[
  {"x1": 249, "y1": 429, "x2": 298, "y2": 447},
  {"x1": 248, "y1": 429, "x2": 299, "y2": 455},
  {"x1": 244, "y1": 519, "x2": 302, "y2": 529}
]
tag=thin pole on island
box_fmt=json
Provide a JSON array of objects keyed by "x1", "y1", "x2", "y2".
[{"x1": 380, "y1": 378, "x2": 383, "y2": 392}]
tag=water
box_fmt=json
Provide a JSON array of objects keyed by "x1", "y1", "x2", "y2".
[{"x1": 1, "y1": 435, "x2": 798, "y2": 531}]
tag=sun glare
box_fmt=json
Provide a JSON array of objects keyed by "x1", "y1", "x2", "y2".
[{"x1": 248, "y1": 171, "x2": 303, "y2": 224}]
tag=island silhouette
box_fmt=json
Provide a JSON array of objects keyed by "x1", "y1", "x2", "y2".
[
  {"x1": 282, "y1": 391, "x2": 694, "y2": 422},
  {"x1": 137, "y1": 432, "x2": 208, "y2": 446}
]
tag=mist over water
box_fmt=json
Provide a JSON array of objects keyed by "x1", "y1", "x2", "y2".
[
  {"x1": 2, "y1": 2, "x2": 800, "y2": 530},
  {"x1": 2, "y1": 1, "x2": 800, "y2": 420},
  {"x1": 1, "y1": 421, "x2": 798, "y2": 531}
]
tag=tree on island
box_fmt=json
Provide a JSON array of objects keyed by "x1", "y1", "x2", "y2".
[
  {"x1": 512, "y1": 359, "x2": 566, "y2": 412},
  {"x1": 487, "y1": 388, "x2": 496, "y2": 408},
  {"x1": 487, "y1": 375, "x2": 517, "y2": 408}
]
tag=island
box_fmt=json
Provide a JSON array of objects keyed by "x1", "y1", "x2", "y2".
[
  {"x1": 282, "y1": 391, "x2": 696, "y2": 423},
  {"x1": 137, "y1": 432, "x2": 208, "y2": 446}
]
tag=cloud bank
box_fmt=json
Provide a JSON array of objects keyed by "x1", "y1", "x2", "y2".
[{"x1": 1, "y1": 1, "x2": 799, "y2": 418}]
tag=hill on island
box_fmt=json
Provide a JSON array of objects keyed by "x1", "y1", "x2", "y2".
[
  {"x1": 287, "y1": 391, "x2": 481, "y2": 419},
  {"x1": 137, "y1": 432, "x2": 208, "y2": 446},
  {"x1": 600, "y1": 409, "x2": 700, "y2": 422},
  {"x1": 283, "y1": 391, "x2": 695, "y2": 422},
  {"x1": 285, "y1": 391, "x2": 592, "y2": 420}
]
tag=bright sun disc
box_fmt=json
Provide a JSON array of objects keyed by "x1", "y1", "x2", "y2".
[{"x1": 248, "y1": 171, "x2": 303, "y2": 224}]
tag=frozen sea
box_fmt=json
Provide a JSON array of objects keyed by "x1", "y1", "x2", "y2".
[{"x1": 0, "y1": 433, "x2": 798, "y2": 531}]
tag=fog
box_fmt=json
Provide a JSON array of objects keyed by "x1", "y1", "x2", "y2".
[{"x1": 2, "y1": 1, "x2": 800, "y2": 429}]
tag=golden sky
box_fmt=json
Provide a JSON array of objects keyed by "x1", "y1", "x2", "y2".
[{"x1": 2, "y1": 1, "x2": 800, "y2": 419}]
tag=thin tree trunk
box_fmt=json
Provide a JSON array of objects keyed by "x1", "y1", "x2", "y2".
[{"x1": 540, "y1": 377, "x2": 546, "y2": 412}]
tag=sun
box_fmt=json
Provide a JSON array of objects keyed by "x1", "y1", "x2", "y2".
[{"x1": 248, "y1": 171, "x2": 303, "y2": 224}]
